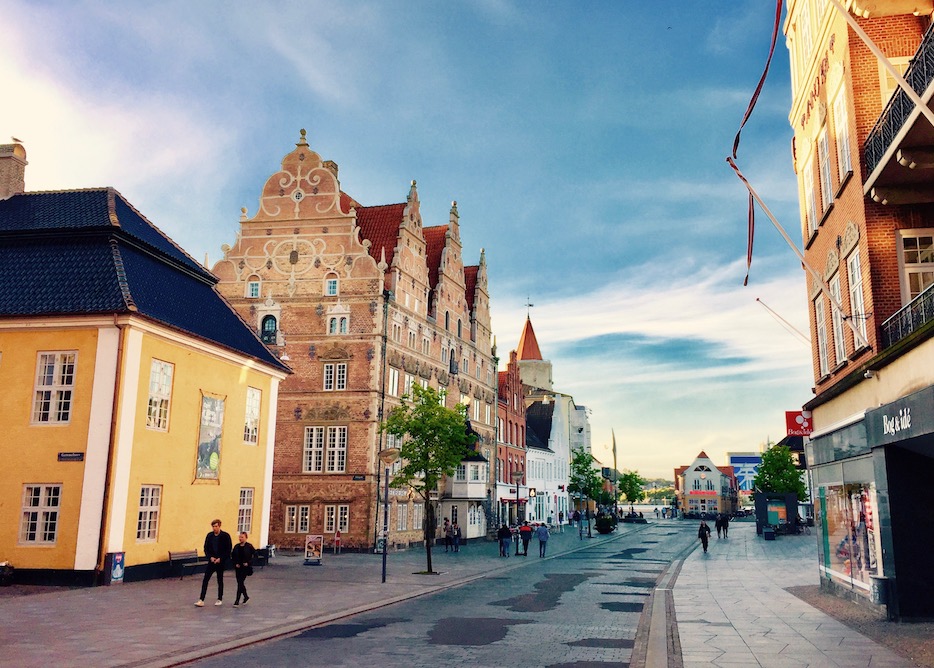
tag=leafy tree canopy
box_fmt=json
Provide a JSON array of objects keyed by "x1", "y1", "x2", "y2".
[
  {"x1": 568, "y1": 447, "x2": 602, "y2": 500},
  {"x1": 617, "y1": 470, "x2": 646, "y2": 503},
  {"x1": 753, "y1": 444, "x2": 808, "y2": 501},
  {"x1": 382, "y1": 383, "x2": 476, "y2": 500}
]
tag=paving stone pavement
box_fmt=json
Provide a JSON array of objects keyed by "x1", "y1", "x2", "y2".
[
  {"x1": 669, "y1": 520, "x2": 913, "y2": 668},
  {"x1": 0, "y1": 520, "x2": 916, "y2": 668}
]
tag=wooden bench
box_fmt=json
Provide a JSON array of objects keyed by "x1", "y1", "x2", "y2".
[{"x1": 168, "y1": 549, "x2": 208, "y2": 579}]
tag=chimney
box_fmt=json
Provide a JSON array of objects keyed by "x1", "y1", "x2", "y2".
[
  {"x1": 323, "y1": 159, "x2": 339, "y2": 178},
  {"x1": 0, "y1": 140, "x2": 27, "y2": 199}
]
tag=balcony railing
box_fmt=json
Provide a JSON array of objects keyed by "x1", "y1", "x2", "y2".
[
  {"x1": 881, "y1": 281, "x2": 934, "y2": 349},
  {"x1": 864, "y1": 24, "x2": 934, "y2": 174}
]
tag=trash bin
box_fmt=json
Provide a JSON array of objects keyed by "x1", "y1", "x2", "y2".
[
  {"x1": 763, "y1": 526, "x2": 776, "y2": 541},
  {"x1": 870, "y1": 575, "x2": 888, "y2": 605}
]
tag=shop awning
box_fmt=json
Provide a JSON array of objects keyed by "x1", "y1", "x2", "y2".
[{"x1": 500, "y1": 497, "x2": 528, "y2": 504}]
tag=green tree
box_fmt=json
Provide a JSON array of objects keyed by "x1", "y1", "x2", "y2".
[
  {"x1": 753, "y1": 445, "x2": 808, "y2": 501},
  {"x1": 617, "y1": 470, "x2": 647, "y2": 504},
  {"x1": 568, "y1": 447, "x2": 602, "y2": 508},
  {"x1": 382, "y1": 383, "x2": 476, "y2": 573}
]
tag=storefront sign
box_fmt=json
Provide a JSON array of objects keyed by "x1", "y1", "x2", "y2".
[
  {"x1": 688, "y1": 490, "x2": 717, "y2": 496},
  {"x1": 57, "y1": 452, "x2": 85, "y2": 462},
  {"x1": 866, "y1": 385, "x2": 934, "y2": 447},
  {"x1": 786, "y1": 410, "x2": 813, "y2": 436}
]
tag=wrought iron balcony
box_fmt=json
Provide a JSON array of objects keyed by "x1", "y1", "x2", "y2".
[
  {"x1": 864, "y1": 24, "x2": 934, "y2": 175},
  {"x1": 881, "y1": 281, "x2": 934, "y2": 349}
]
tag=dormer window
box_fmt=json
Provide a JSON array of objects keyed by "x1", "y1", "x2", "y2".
[
  {"x1": 326, "y1": 302, "x2": 351, "y2": 336},
  {"x1": 261, "y1": 315, "x2": 277, "y2": 344}
]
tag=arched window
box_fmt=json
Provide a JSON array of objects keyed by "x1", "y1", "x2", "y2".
[
  {"x1": 457, "y1": 319, "x2": 462, "y2": 337},
  {"x1": 324, "y1": 274, "x2": 339, "y2": 297},
  {"x1": 339, "y1": 317, "x2": 348, "y2": 334},
  {"x1": 261, "y1": 315, "x2": 277, "y2": 344},
  {"x1": 445, "y1": 311, "x2": 450, "y2": 330}
]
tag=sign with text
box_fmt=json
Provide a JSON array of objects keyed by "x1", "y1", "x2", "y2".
[
  {"x1": 786, "y1": 411, "x2": 813, "y2": 436},
  {"x1": 304, "y1": 535, "x2": 323, "y2": 565}
]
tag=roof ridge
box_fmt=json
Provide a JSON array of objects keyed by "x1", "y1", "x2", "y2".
[{"x1": 109, "y1": 238, "x2": 138, "y2": 312}]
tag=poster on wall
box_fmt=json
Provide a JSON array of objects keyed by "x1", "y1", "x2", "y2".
[{"x1": 196, "y1": 394, "x2": 226, "y2": 480}]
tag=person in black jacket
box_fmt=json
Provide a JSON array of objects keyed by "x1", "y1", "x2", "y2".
[
  {"x1": 698, "y1": 520, "x2": 711, "y2": 553},
  {"x1": 196, "y1": 519, "x2": 232, "y2": 607},
  {"x1": 231, "y1": 531, "x2": 256, "y2": 607}
]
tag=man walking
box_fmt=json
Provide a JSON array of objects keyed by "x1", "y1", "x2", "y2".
[
  {"x1": 497, "y1": 524, "x2": 512, "y2": 557},
  {"x1": 519, "y1": 521, "x2": 533, "y2": 556},
  {"x1": 535, "y1": 522, "x2": 549, "y2": 557},
  {"x1": 196, "y1": 519, "x2": 232, "y2": 607}
]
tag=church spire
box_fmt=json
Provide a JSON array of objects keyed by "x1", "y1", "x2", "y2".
[{"x1": 516, "y1": 316, "x2": 543, "y2": 361}]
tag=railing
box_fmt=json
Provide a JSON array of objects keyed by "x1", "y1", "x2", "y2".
[
  {"x1": 863, "y1": 23, "x2": 934, "y2": 174},
  {"x1": 881, "y1": 281, "x2": 934, "y2": 349}
]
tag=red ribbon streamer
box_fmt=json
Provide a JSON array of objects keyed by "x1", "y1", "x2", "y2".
[{"x1": 731, "y1": 0, "x2": 784, "y2": 285}]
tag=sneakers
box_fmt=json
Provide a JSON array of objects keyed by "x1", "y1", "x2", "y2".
[
  {"x1": 195, "y1": 600, "x2": 204, "y2": 607},
  {"x1": 215, "y1": 600, "x2": 223, "y2": 606},
  {"x1": 241, "y1": 596, "x2": 249, "y2": 605},
  {"x1": 233, "y1": 602, "x2": 240, "y2": 608}
]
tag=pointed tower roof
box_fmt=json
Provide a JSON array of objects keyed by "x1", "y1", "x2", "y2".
[{"x1": 516, "y1": 316, "x2": 543, "y2": 361}]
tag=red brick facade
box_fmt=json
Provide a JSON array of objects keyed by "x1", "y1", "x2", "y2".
[{"x1": 214, "y1": 132, "x2": 497, "y2": 550}]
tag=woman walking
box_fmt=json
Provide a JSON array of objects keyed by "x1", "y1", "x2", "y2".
[
  {"x1": 698, "y1": 520, "x2": 711, "y2": 554},
  {"x1": 231, "y1": 531, "x2": 256, "y2": 607}
]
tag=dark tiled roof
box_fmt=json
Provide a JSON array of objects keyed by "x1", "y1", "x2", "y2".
[
  {"x1": 356, "y1": 203, "x2": 404, "y2": 268},
  {"x1": 464, "y1": 265, "x2": 478, "y2": 313},
  {"x1": 0, "y1": 189, "x2": 210, "y2": 278},
  {"x1": 0, "y1": 190, "x2": 288, "y2": 373},
  {"x1": 525, "y1": 401, "x2": 554, "y2": 451}
]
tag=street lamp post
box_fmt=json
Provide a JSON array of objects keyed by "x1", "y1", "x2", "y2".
[
  {"x1": 512, "y1": 470, "x2": 523, "y2": 555},
  {"x1": 379, "y1": 448, "x2": 400, "y2": 584}
]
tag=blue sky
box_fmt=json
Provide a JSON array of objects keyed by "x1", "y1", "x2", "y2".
[{"x1": 1, "y1": 1, "x2": 811, "y2": 479}]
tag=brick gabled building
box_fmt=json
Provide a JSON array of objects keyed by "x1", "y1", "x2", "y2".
[
  {"x1": 785, "y1": 2, "x2": 934, "y2": 618},
  {"x1": 213, "y1": 131, "x2": 497, "y2": 551},
  {"x1": 496, "y1": 350, "x2": 527, "y2": 526}
]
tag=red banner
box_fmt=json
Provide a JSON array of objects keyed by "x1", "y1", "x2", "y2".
[{"x1": 786, "y1": 410, "x2": 813, "y2": 436}]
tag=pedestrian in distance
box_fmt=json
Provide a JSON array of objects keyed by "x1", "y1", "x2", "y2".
[
  {"x1": 715, "y1": 513, "x2": 723, "y2": 539},
  {"x1": 196, "y1": 519, "x2": 232, "y2": 607},
  {"x1": 497, "y1": 524, "x2": 512, "y2": 557},
  {"x1": 231, "y1": 531, "x2": 256, "y2": 608},
  {"x1": 443, "y1": 518, "x2": 452, "y2": 552},
  {"x1": 519, "y1": 521, "x2": 533, "y2": 556},
  {"x1": 698, "y1": 520, "x2": 711, "y2": 554},
  {"x1": 655, "y1": 507, "x2": 660, "y2": 519},
  {"x1": 721, "y1": 513, "x2": 730, "y2": 538},
  {"x1": 451, "y1": 522, "x2": 462, "y2": 552},
  {"x1": 535, "y1": 522, "x2": 549, "y2": 557}
]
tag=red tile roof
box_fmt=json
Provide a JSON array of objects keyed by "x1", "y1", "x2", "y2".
[
  {"x1": 464, "y1": 265, "x2": 478, "y2": 312},
  {"x1": 340, "y1": 191, "x2": 361, "y2": 214},
  {"x1": 696, "y1": 451, "x2": 709, "y2": 460},
  {"x1": 423, "y1": 225, "x2": 447, "y2": 289},
  {"x1": 516, "y1": 316, "x2": 543, "y2": 361},
  {"x1": 356, "y1": 203, "x2": 405, "y2": 268}
]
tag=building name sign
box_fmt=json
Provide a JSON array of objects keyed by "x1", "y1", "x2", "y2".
[
  {"x1": 688, "y1": 490, "x2": 717, "y2": 497},
  {"x1": 866, "y1": 385, "x2": 934, "y2": 448},
  {"x1": 882, "y1": 408, "x2": 912, "y2": 437}
]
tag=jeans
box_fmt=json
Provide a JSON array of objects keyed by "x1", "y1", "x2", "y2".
[{"x1": 199, "y1": 561, "x2": 224, "y2": 601}]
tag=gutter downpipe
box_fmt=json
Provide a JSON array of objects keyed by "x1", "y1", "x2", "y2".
[{"x1": 95, "y1": 316, "x2": 126, "y2": 583}]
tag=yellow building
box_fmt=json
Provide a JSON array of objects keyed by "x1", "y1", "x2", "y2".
[{"x1": 0, "y1": 142, "x2": 289, "y2": 584}]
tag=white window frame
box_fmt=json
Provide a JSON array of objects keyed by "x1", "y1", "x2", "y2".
[
  {"x1": 326, "y1": 426, "x2": 347, "y2": 472},
  {"x1": 304, "y1": 426, "x2": 348, "y2": 473},
  {"x1": 818, "y1": 127, "x2": 833, "y2": 212},
  {"x1": 847, "y1": 250, "x2": 868, "y2": 345},
  {"x1": 455, "y1": 464, "x2": 467, "y2": 481},
  {"x1": 238, "y1": 488, "x2": 254, "y2": 534},
  {"x1": 879, "y1": 56, "x2": 912, "y2": 107},
  {"x1": 397, "y1": 503, "x2": 408, "y2": 531},
  {"x1": 323, "y1": 362, "x2": 347, "y2": 391},
  {"x1": 324, "y1": 504, "x2": 350, "y2": 533},
  {"x1": 243, "y1": 387, "x2": 261, "y2": 444},
  {"x1": 897, "y1": 229, "x2": 934, "y2": 304},
  {"x1": 829, "y1": 274, "x2": 846, "y2": 365},
  {"x1": 388, "y1": 367, "x2": 399, "y2": 397},
  {"x1": 403, "y1": 374, "x2": 414, "y2": 397},
  {"x1": 815, "y1": 296, "x2": 830, "y2": 377},
  {"x1": 324, "y1": 276, "x2": 339, "y2": 297},
  {"x1": 833, "y1": 92, "x2": 852, "y2": 179},
  {"x1": 247, "y1": 280, "x2": 261, "y2": 299},
  {"x1": 20, "y1": 484, "x2": 61, "y2": 544},
  {"x1": 147, "y1": 359, "x2": 173, "y2": 431},
  {"x1": 136, "y1": 485, "x2": 161, "y2": 542},
  {"x1": 413, "y1": 503, "x2": 424, "y2": 532},
  {"x1": 285, "y1": 504, "x2": 310, "y2": 533},
  {"x1": 32, "y1": 352, "x2": 76, "y2": 424}
]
